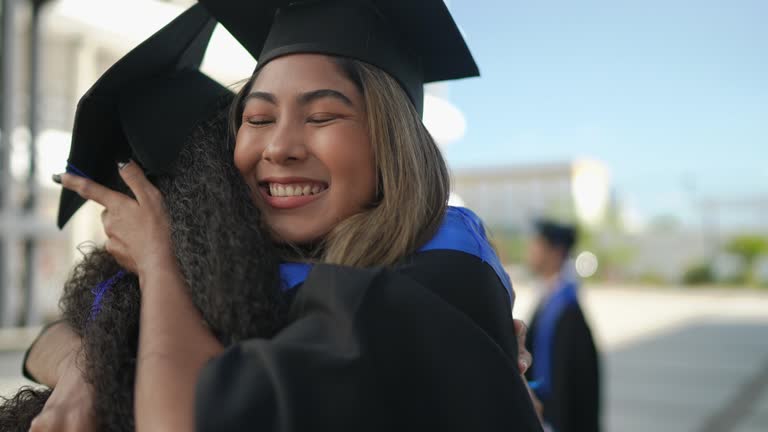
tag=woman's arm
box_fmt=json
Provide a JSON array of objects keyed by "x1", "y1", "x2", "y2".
[
  {"x1": 26, "y1": 323, "x2": 98, "y2": 432},
  {"x1": 25, "y1": 322, "x2": 81, "y2": 387},
  {"x1": 134, "y1": 258, "x2": 223, "y2": 432}
]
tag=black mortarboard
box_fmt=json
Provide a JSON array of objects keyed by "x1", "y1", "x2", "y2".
[
  {"x1": 58, "y1": 4, "x2": 233, "y2": 228},
  {"x1": 534, "y1": 219, "x2": 578, "y2": 253},
  {"x1": 198, "y1": 0, "x2": 479, "y2": 115}
]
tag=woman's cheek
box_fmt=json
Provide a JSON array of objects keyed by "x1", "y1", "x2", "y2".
[{"x1": 234, "y1": 131, "x2": 261, "y2": 175}]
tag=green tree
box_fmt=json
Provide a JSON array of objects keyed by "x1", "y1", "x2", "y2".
[{"x1": 726, "y1": 235, "x2": 768, "y2": 265}]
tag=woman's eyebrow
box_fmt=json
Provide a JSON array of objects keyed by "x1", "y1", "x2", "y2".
[
  {"x1": 243, "y1": 91, "x2": 277, "y2": 105},
  {"x1": 298, "y1": 89, "x2": 353, "y2": 107}
]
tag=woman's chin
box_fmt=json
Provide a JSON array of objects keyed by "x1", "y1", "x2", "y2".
[{"x1": 269, "y1": 223, "x2": 327, "y2": 247}]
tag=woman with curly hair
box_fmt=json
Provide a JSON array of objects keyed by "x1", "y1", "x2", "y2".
[{"x1": 1, "y1": 103, "x2": 284, "y2": 431}]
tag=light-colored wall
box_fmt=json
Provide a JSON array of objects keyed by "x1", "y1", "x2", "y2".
[{"x1": 452, "y1": 163, "x2": 577, "y2": 228}]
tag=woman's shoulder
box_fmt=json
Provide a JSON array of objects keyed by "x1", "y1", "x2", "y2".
[
  {"x1": 418, "y1": 206, "x2": 487, "y2": 254},
  {"x1": 414, "y1": 206, "x2": 513, "y2": 302}
]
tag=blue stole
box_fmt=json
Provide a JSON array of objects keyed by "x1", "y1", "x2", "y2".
[
  {"x1": 278, "y1": 206, "x2": 514, "y2": 302},
  {"x1": 531, "y1": 278, "x2": 579, "y2": 400}
]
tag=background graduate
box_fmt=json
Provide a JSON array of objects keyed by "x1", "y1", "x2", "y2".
[
  {"x1": 524, "y1": 219, "x2": 601, "y2": 432},
  {"x1": 22, "y1": 2, "x2": 542, "y2": 431}
]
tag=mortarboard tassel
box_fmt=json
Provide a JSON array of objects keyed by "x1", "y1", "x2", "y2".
[{"x1": 89, "y1": 270, "x2": 127, "y2": 322}]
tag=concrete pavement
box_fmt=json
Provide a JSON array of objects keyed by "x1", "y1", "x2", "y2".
[{"x1": 513, "y1": 285, "x2": 768, "y2": 432}]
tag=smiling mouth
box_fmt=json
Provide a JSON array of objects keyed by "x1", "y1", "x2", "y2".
[{"x1": 259, "y1": 181, "x2": 328, "y2": 197}]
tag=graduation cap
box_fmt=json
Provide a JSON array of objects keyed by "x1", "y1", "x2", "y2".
[
  {"x1": 57, "y1": 4, "x2": 233, "y2": 228},
  {"x1": 533, "y1": 219, "x2": 578, "y2": 254},
  {"x1": 199, "y1": 0, "x2": 479, "y2": 115}
]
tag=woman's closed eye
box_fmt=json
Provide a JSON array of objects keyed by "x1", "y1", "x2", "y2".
[
  {"x1": 245, "y1": 116, "x2": 275, "y2": 127},
  {"x1": 307, "y1": 113, "x2": 340, "y2": 124}
]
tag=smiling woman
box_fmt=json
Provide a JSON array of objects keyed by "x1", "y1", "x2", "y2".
[{"x1": 232, "y1": 54, "x2": 449, "y2": 266}]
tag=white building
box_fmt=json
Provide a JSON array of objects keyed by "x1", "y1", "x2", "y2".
[{"x1": 452, "y1": 159, "x2": 612, "y2": 230}]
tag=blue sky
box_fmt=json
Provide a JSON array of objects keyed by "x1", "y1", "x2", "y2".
[{"x1": 443, "y1": 0, "x2": 767, "y2": 226}]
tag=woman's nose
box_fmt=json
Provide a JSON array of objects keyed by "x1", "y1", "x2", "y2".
[{"x1": 262, "y1": 122, "x2": 308, "y2": 165}]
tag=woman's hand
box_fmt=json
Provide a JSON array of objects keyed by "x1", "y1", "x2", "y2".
[
  {"x1": 513, "y1": 319, "x2": 532, "y2": 374},
  {"x1": 513, "y1": 319, "x2": 544, "y2": 421},
  {"x1": 29, "y1": 353, "x2": 96, "y2": 432},
  {"x1": 60, "y1": 162, "x2": 174, "y2": 280}
]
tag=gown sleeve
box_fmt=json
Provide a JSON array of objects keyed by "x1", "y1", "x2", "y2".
[{"x1": 195, "y1": 261, "x2": 542, "y2": 432}]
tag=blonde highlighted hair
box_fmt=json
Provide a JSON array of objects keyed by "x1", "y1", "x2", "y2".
[{"x1": 231, "y1": 57, "x2": 450, "y2": 267}]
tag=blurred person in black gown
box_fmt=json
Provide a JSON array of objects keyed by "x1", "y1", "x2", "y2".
[{"x1": 524, "y1": 219, "x2": 601, "y2": 432}]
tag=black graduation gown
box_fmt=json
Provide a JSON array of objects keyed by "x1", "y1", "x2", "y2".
[
  {"x1": 195, "y1": 250, "x2": 543, "y2": 431},
  {"x1": 525, "y1": 301, "x2": 600, "y2": 432}
]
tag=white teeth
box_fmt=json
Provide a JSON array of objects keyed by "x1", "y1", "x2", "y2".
[{"x1": 268, "y1": 183, "x2": 325, "y2": 197}]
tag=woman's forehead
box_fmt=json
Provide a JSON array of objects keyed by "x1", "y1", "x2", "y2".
[{"x1": 250, "y1": 54, "x2": 355, "y2": 92}]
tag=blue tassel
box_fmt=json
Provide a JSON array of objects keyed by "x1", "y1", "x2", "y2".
[{"x1": 89, "y1": 270, "x2": 127, "y2": 321}]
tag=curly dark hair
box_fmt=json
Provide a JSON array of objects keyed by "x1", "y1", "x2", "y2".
[{"x1": 0, "y1": 103, "x2": 285, "y2": 431}]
